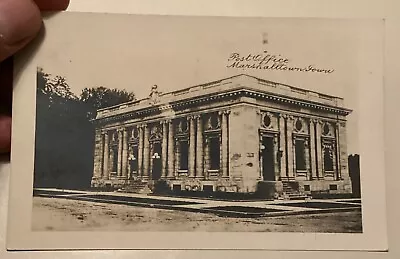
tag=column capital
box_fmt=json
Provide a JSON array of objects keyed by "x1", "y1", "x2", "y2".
[
  {"x1": 278, "y1": 113, "x2": 288, "y2": 120},
  {"x1": 192, "y1": 114, "x2": 201, "y2": 120},
  {"x1": 160, "y1": 119, "x2": 171, "y2": 125},
  {"x1": 218, "y1": 110, "x2": 231, "y2": 116}
]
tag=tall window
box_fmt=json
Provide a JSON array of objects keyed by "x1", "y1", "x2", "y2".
[
  {"x1": 209, "y1": 137, "x2": 220, "y2": 170},
  {"x1": 324, "y1": 147, "x2": 334, "y2": 171},
  {"x1": 112, "y1": 146, "x2": 118, "y2": 172},
  {"x1": 179, "y1": 140, "x2": 189, "y2": 170},
  {"x1": 295, "y1": 139, "x2": 306, "y2": 171}
]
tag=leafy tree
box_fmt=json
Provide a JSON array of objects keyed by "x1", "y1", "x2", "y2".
[
  {"x1": 80, "y1": 87, "x2": 136, "y2": 120},
  {"x1": 33, "y1": 68, "x2": 136, "y2": 189}
]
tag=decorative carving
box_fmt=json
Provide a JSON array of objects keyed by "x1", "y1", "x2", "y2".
[
  {"x1": 205, "y1": 113, "x2": 221, "y2": 130},
  {"x1": 149, "y1": 124, "x2": 163, "y2": 141},
  {"x1": 148, "y1": 84, "x2": 161, "y2": 105}
]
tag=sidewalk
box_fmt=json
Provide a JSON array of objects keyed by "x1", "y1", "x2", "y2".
[{"x1": 33, "y1": 188, "x2": 362, "y2": 218}]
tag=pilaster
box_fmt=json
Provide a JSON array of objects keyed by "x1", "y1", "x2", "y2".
[
  {"x1": 220, "y1": 110, "x2": 230, "y2": 178},
  {"x1": 143, "y1": 124, "x2": 150, "y2": 179},
  {"x1": 195, "y1": 115, "x2": 204, "y2": 178},
  {"x1": 161, "y1": 120, "x2": 168, "y2": 178},
  {"x1": 279, "y1": 114, "x2": 287, "y2": 179},
  {"x1": 121, "y1": 128, "x2": 128, "y2": 179},
  {"x1": 167, "y1": 120, "x2": 175, "y2": 178},
  {"x1": 309, "y1": 119, "x2": 317, "y2": 180},
  {"x1": 117, "y1": 129, "x2": 123, "y2": 177},
  {"x1": 286, "y1": 115, "x2": 295, "y2": 178},
  {"x1": 103, "y1": 131, "x2": 110, "y2": 180},
  {"x1": 188, "y1": 115, "x2": 196, "y2": 177}
]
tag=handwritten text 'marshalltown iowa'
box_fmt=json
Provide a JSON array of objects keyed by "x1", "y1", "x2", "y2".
[{"x1": 226, "y1": 51, "x2": 335, "y2": 74}]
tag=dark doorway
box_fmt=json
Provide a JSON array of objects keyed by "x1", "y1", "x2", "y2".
[
  {"x1": 261, "y1": 136, "x2": 275, "y2": 181},
  {"x1": 152, "y1": 142, "x2": 162, "y2": 180}
]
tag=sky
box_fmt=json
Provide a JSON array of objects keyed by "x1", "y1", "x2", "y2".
[{"x1": 34, "y1": 13, "x2": 370, "y2": 154}]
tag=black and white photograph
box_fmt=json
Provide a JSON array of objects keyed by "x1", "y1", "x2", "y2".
[{"x1": 7, "y1": 12, "x2": 387, "y2": 251}]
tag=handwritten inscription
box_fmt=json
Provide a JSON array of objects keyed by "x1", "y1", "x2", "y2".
[{"x1": 227, "y1": 51, "x2": 334, "y2": 74}]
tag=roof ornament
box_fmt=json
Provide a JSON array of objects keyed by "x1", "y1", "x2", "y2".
[{"x1": 149, "y1": 84, "x2": 161, "y2": 105}]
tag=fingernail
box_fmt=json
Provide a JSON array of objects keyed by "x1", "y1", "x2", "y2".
[{"x1": 0, "y1": 0, "x2": 41, "y2": 60}]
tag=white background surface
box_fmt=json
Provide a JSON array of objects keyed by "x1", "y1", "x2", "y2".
[{"x1": 1, "y1": 0, "x2": 399, "y2": 258}]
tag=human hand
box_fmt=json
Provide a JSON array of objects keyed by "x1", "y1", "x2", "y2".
[{"x1": 0, "y1": 0, "x2": 70, "y2": 155}]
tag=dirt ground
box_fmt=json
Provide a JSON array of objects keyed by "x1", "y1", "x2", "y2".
[{"x1": 31, "y1": 196, "x2": 362, "y2": 233}]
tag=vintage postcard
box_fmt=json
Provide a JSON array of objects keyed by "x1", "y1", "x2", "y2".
[{"x1": 7, "y1": 12, "x2": 387, "y2": 251}]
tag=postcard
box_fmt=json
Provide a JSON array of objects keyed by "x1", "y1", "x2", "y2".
[{"x1": 7, "y1": 12, "x2": 387, "y2": 251}]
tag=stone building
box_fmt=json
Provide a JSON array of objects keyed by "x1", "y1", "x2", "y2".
[{"x1": 91, "y1": 74, "x2": 353, "y2": 198}]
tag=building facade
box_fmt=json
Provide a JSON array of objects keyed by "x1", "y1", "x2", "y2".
[{"x1": 91, "y1": 74, "x2": 353, "y2": 198}]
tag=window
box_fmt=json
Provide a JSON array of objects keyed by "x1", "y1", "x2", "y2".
[
  {"x1": 323, "y1": 123, "x2": 330, "y2": 135},
  {"x1": 295, "y1": 119, "x2": 303, "y2": 131},
  {"x1": 324, "y1": 147, "x2": 334, "y2": 171},
  {"x1": 179, "y1": 140, "x2": 189, "y2": 170},
  {"x1": 112, "y1": 146, "x2": 118, "y2": 172},
  {"x1": 263, "y1": 115, "x2": 271, "y2": 127},
  {"x1": 295, "y1": 139, "x2": 306, "y2": 171},
  {"x1": 209, "y1": 137, "x2": 221, "y2": 170}
]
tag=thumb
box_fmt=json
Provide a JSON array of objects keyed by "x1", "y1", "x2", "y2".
[{"x1": 0, "y1": 0, "x2": 42, "y2": 61}]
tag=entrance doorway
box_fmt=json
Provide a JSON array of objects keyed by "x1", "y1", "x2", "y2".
[
  {"x1": 260, "y1": 136, "x2": 275, "y2": 181},
  {"x1": 151, "y1": 142, "x2": 162, "y2": 180}
]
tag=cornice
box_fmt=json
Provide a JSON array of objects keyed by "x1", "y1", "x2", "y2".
[{"x1": 93, "y1": 88, "x2": 352, "y2": 125}]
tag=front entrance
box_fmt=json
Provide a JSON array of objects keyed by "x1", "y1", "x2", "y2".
[
  {"x1": 260, "y1": 136, "x2": 275, "y2": 181},
  {"x1": 151, "y1": 142, "x2": 162, "y2": 180}
]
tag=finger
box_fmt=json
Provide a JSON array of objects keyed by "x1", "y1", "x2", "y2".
[
  {"x1": 0, "y1": 115, "x2": 11, "y2": 154},
  {"x1": 0, "y1": 0, "x2": 42, "y2": 61},
  {"x1": 33, "y1": 0, "x2": 70, "y2": 11}
]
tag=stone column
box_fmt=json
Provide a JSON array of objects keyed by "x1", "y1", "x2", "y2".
[
  {"x1": 137, "y1": 126, "x2": 143, "y2": 178},
  {"x1": 286, "y1": 116, "x2": 295, "y2": 178},
  {"x1": 143, "y1": 125, "x2": 150, "y2": 179},
  {"x1": 121, "y1": 128, "x2": 129, "y2": 179},
  {"x1": 103, "y1": 132, "x2": 110, "y2": 180},
  {"x1": 188, "y1": 116, "x2": 196, "y2": 177},
  {"x1": 273, "y1": 135, "x2": 279, "y2": 181},
  {"x1": 196, "y1": 115, "x2": 204, "y2": 178},
  {"x1": 315, "y1": 120, "x2": 323, "y2": 179},
  {"x1": 117, "y1": 129, "x2": 123, "y2": 177},
  {"x1": 304, "y1": 138, "x2": 311, "y2": 180},
  {"x1": 167, "y1": 120, "x2": 175, "y2": 178},
  {"x1": 338, "y1": 122, "x2": 350, "y2": 181},
  {"x1": 204, "y1": 139, "x2": 210, "y2": 179},
  {"x1": 92, "y1": 129, "x2": 104, "y2": 180},
  {"x1": 309, "y1": 119, "x2": 317, "y2": 180},
  {"x1": 335, "y1": 123, "x2": 342, "y2": 180},
  {"x1": 221, "y1": 110, "x2": 230, "y2": 178},
  {"x1": 161, "y1": 121, "x2": 168, "y2": 178},
  {"x1": 279, "y1": 114, "x2": 287, "y2": 179}
]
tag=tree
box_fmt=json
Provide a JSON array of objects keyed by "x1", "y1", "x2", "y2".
[
  {"x1": 80, "y1": 87, "x2": 136, "y2": 120},
  {"x1": 34, "y1": 68, "x2": 136, "y2": 189}
]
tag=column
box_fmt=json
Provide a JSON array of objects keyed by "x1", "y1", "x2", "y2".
[
  {"x1": 286, "y1": 116, "x2": 295, "y2": 178},
  {"x1": 315, "y1": 120, "x2": 323, "y2": 179},
  {"x1": 196, "y1": 115, "x2": 204, "y2": 178},
  {"x1": 117, "y1": 129, "x2": 123, "y2": 177},
  {"x1": 161, "y1": 121, "x2": 168, "y2": 178},
  {"x1": 335, "y1": 123, "x2": 342, "y2": 180},
  {"x1": 221, "y1": 110, "x2": 230, "y2": 178},
  {"x1": 103, "y1": 132, "x2": 110, "y2": 180},
  {"x1": 137, "y1": 126, "x2": 143, "y2": 178},
  {"x1": 339, "y1": 122, "x2": 350, "y2": 180},
  {"x1": 304, "y1": 138, "x2": 311, "y2": 180},
  {"x1": 167, "y1": 120, "x2": 175, "y2": 178},
  {"x1": 143, "y1": 125, "x2": 150, "y2": 179},
  {"x1": 309, "y1": 119, "x2": 317, "y2": 180},
  {"x1": 279, "y1": 114, "x2": 287, "y2": 179},
  {"x1": 188, "y1": 116, "x2": 196, "y2": 177},
  {"x1": 273, "y1": 135, "x2": 279, "y2": 180},
  {"x1": 121, "y1": 128, "x2": 129, "y2": 179},
  {"x1": 204, "y1": 139, "x2": 210, "y2": 179},
  {"x1": 92, "y1": 129, "x2": 104, "y2": 179}
]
